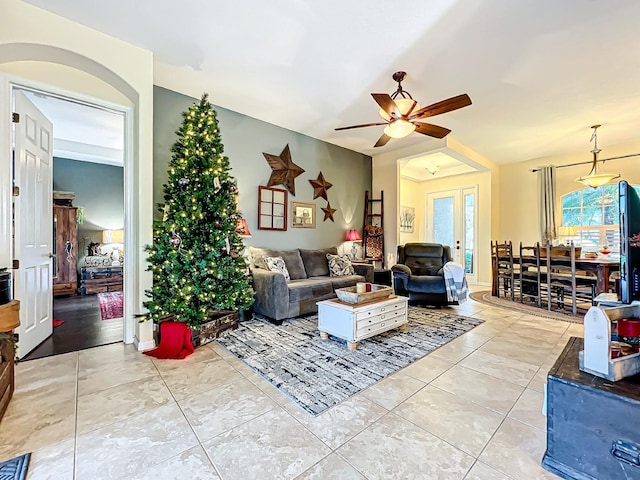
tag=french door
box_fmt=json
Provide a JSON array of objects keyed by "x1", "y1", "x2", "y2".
[{"x1": 425, "y1": 186, "x2": 478, "y2": 284}]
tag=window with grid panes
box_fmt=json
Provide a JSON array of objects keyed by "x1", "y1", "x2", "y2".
[{"x1": 560, "y1": 184, "x2": 640, "y2": 253}]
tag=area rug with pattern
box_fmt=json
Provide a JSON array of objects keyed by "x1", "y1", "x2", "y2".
[
  {"x1": 469, "y1": 291, "x2": 582, "y2": 324},
  {"x1": 97, "y1": 291, "x2": 124, "y2": 320},
  {"x1": 217, "y1": 307, "x2": 484, "y2": 415},
  {"x1": 0, "y1": 453, "x2": 30, "y2": 480}
]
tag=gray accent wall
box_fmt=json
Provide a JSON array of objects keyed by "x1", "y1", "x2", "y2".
[
  {"x1": 153, "y1": 86, "x2": 372, "y2": 251},
  {"x1": 53, "y1": 157, "x2": 124, "y2": 250}
]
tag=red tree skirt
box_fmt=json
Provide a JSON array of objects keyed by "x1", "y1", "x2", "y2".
[{"x1": 144, "y1": 321, "x2": 194, "y2": 359}]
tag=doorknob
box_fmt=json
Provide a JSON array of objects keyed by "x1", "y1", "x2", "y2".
[{"x1": 48, "y1": 253, "x2": 55, "y2": 258}]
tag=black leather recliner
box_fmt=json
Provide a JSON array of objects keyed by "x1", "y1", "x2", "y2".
[{"x1": 391, "y1": 243, "x2": 452, "y2": 306}]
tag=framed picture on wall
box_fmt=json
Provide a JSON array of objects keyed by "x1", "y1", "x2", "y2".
[
  {"x1": 291, "y1": 201, "x2": 316, "y2": 229},
  {"x1": 258, "y1": 186, "x2": 288, "y2": 231},
  {"x1": 400, "y1": 205, "x2": 415, "y2": 233}
]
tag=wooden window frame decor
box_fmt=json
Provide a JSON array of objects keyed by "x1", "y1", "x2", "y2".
[
  {"x1": 291, "y1": 201, "x2": 316, "y2": 229},
  {"x1": 258, "y1": 186, "x2": 288, "y2": 231}
]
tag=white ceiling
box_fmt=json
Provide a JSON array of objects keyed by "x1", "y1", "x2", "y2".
[
  {"x1": 23, "y1": 0, "x2": 640, "y2": 167},
  {"x1": 23, "y1": 90, "x2": 125, "y2": 166}
]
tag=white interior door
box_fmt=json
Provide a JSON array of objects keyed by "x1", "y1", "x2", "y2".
[
  {"x1": 14, "y1": 90, "x2": 53, "y2": 358},
  {"x1": 426, "y1": 186, "x2": 478, "y2": 284}
]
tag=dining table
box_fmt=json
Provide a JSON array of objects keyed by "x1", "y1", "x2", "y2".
[
  {"x1": 571, "y1": 256, "x2": 620, "y2": 295},
  {"x1": 491, "y1": 254, "x2": 620, "y2": 296}
]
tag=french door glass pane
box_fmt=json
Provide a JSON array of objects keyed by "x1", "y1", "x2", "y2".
[
  {"x1": 433, "y1": 197, "x2": 454, "y2": 249},
  {"x1": 464, "y1": 193, "x2": 475, "y2": 274}
]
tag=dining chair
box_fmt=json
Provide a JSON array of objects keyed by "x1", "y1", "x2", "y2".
[
  {"x1": 546, "y1": 243, "x2": 596, "y2": 314},
  {"x1": 493, "y1": 240, "x2": 516, "y2": 301},
  {"x1": 519, "y1": 242, "x2": 544, "y2": 308}
]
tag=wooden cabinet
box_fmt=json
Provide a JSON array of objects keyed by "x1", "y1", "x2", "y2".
[{"x1": 53, "y1": 206, "x2": 78, "y2": 296}]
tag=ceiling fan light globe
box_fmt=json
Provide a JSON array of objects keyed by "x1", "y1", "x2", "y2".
[
  {"x1": 378, "y1": 98, "x2": 420, "y2": 120},
  {"x1": 384, "y1": 120, "x2": 416, "y2": 139}
]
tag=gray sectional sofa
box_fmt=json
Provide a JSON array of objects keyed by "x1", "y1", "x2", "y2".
[{"x1": 247, "y1": 247, "x2": 374, "y2": 322}]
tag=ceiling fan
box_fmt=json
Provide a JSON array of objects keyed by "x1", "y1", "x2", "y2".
[{"x1": 335, "y1": 71, "x2": 472, "y2": 147}]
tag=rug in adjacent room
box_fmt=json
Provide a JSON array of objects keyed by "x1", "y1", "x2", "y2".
[
  {"x1": 97, "y1": 291, "x2": 124, "y2": 320},
  {"x1": 0, "y1": 453, "x2": 30, "y2": 480},
  {"x1": 217, "y1": 306, "x2": 484, "y2": 415},
  {"x1": 469, "y1": 291, "x2": 582, "y2": 323}
]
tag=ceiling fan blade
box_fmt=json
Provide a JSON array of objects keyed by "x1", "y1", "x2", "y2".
[
  {"x1": 410, "y1": 94, "x2": 472, "y2": 120},
  {"x1": 414, "y1": 122, "x2": 451, "y2": 139},
  {"x1": 371, "y1": 93, "x2": 399, "y2": 118},
  {"x1": 335, "y1": 122, "x2": 388, "y2": 131},
  {"x1": 374, "y1": 133, "x2": 391, "y2": 148}
]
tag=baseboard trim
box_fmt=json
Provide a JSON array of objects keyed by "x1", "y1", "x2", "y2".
[{"x1": 134, "y1": 337, "x2": 155, "y2": 352}]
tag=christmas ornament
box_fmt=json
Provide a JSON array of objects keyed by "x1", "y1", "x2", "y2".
[
  {"x1": 309, "y1": 172, "x2": 333, "y2": 201},
  {"x1": 263, "y1": 144, "x2": 305, "y2": 195},
  {"x1": 170, "y1": 231, "x2": 182, "y2": 247},
  {"x1": 214, "y1": 176, "x2": 221, "y2": 191},
  {"x1": 225, "y1": 236, "x2": 231, "y2": 254},
  {"x1": 322, "y1": 202, "x2": 337, "y2": 222},
  {"x1": 178, "y1": 178, "x2": 189, "y2": 187},
  {"x1": 163, "y1": 205, "x2": 170, "y2": 222}
]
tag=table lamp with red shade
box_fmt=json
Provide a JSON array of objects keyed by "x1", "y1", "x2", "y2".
[{"x1": 345, "y1": 229, "x2": 362, "y2": 260}]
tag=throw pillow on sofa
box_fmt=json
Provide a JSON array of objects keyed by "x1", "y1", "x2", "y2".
[
  {"x1": 265, "y1": 256, "x2": 291, "y2": 281},
  {"x1": 326, "y1": 254, "x2": 355, "y2": 277}
]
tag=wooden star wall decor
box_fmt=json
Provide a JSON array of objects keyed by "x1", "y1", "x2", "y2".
[
  {"x1": 322, "y1": 202, "x2": 337, "y2": 222},
  {"x1": 263, "y1": 144, "x2": 305, "y2": 196},
  {"x1": 309, "y1": 172, "x2": 333, "y2": 200}
]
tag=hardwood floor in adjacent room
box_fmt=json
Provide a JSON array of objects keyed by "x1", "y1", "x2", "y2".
[{"x1": 22, "y1": 295, "x2": 123, "y2": 361}]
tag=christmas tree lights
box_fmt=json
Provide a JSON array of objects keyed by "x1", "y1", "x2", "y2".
[{"x1": 144, "y1": 94, "x2": 253, "y2": 328}]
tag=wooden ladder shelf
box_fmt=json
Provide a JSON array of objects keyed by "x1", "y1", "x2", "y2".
[{"x1": 363, "y1": 190, "x2": 385, "y2": 267}]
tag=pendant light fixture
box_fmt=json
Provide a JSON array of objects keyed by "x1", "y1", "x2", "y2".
[{"x1": 575, "y1": 125, "x2": 621, "y2": 189}]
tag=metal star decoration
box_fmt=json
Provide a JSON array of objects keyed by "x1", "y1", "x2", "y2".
[
  {"x1": 309, "y1": 172, "x2": 333, "y2": 200},
  {"x1": 321, "y1": 202, "x2": 337, "y2": 222},
  {"x1": 263, "y1": 144, "x2": 305, "y2": 196}
]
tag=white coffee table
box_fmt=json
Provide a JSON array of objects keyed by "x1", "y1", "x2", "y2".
[{"x1": 317, "y1": 295, "x2": 408, "y2": 350}]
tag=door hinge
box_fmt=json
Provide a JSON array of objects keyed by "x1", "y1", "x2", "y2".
[
  {"x1": 12, "y1": 186, "x2": 19, "y2": 197},
  {"x1": 12, "y1": 259, "x2": 19, "y2": 269},
  {"x1": 12, "y1": 112, "x2": 20, "y2": 123}
]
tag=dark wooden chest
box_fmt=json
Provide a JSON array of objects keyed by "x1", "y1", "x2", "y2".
[
  {"x1": 543, "y1": 337, "x2": 640, "y2": 479},
  {"x1": 80, "y1": 266, "x2": 123, "y2": 295}
]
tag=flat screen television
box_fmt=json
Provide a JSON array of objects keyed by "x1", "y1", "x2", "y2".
[{"x1": 618, "y1": 180, "x2": 640, "y2": 303}]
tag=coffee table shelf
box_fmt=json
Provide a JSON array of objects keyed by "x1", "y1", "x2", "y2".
[{"x1": 317, "y1": 295, "x2": 408, "y2": 350}]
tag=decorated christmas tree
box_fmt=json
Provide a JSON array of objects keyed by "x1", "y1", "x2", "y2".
[{"x1": 144, "y1": 94, "x2": 253, "y2": 329}]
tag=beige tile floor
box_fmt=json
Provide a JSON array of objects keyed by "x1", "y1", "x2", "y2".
[{"x1": 0, "y1": 294, "x2": 572, "y2": 479}]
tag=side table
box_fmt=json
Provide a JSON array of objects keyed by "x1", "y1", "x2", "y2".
[{"x1": 373, "y1": 269, "x2": 392, "y2": 286}]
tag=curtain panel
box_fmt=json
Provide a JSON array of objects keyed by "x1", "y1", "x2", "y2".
[{"x1": 538, "y1": 165, "x2": 557, "y2": 246}]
